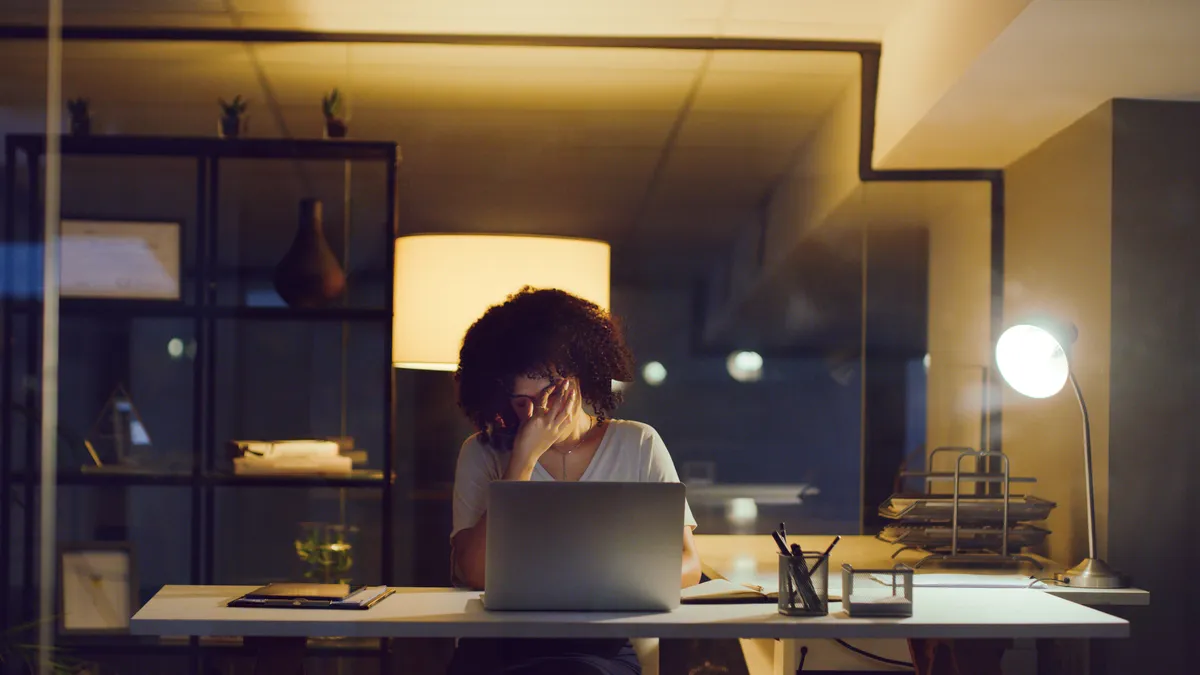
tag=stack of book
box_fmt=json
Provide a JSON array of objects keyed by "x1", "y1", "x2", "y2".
[{"x1": 230, "y1": 440, "x2": 352, "y2": 475}]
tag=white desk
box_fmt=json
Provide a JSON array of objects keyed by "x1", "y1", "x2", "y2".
[
  {"x1": 692, "y1": 535, "x2": 1146, "y2": 674},
  {"x1": 129, "y1": 536, "x2": 1144, "y2": 674},
  {"x1": 130, "y1": 584, "x2": 1127, "y2": 641}
]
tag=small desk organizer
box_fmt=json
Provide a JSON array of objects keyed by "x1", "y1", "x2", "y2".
[
  {"x1": 841, "y1": 564, "x2": 914, "y2": 618},
  {"x1": 778, "y1": 552, "x2": 829, "y2": 616}
]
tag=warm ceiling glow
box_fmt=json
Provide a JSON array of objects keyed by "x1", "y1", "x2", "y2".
[
  {"x1": 392, "y1": 234, "x2": 610, "y2": 371},
  {"x1": 995, "y1": 324, "x2": 1069, "y2": 399}
]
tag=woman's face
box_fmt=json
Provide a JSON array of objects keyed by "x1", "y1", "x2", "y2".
[{"x1": 509, "y1": 374, "x2": 570, "y2": 417}]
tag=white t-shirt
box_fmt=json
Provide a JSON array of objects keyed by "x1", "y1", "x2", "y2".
[{"x1": 450, "y1": 419, "x2": 697, "y2": 541}]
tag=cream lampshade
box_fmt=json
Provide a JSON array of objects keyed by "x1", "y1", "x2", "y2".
[{"x1": 392, "y1": 234, "x2": 611, "y2": 371}]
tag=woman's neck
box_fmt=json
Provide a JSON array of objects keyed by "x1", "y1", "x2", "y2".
[{"x1": 553, "y1": 413, "x2": 597, "y2": 450}]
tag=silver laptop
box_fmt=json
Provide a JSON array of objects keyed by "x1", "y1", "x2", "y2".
[{"x1": 484, "y1": 481, "x2": 685, "y2": 612}]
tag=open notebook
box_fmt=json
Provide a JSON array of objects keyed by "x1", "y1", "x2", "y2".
[{"x1": 681, "y1": 579, "x2": 778, "y2": 604}]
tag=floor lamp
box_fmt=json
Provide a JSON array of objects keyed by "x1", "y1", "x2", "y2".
[{"x1": 994, "y1": 319, "x2": 1127, "y2": 589}]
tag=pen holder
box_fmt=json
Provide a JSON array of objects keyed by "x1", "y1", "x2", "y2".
[
  {"x1": 841, "y1": 563, "x2": 914, "y2": 618},
  {"x1": 778, "y1": 553, "x2": 829, "y2": 617}
]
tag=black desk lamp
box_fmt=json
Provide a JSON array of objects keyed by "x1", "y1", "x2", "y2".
[{"x1": 994, "y1": 319, "x2": 1127, "y2": 589}]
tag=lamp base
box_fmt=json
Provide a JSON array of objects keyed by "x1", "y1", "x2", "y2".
[{"x1": 1054, "y1": 558, "x2": 1127, "y2": 589}]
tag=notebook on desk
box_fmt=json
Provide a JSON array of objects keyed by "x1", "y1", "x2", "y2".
[
  {"x1": 227, "y1": 583, "x2": 394, "y2": 609},
  {"x1": 683, "y1": 573, "x2": 843, "y2": 604},
  {"x1": 682, "y1": 579, "x2": 779, "y2": 604}
]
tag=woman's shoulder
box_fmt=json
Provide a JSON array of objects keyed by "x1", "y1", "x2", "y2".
[
  {"x1": 458, "y1": 433, "x2": 508, "y2": 469},
  {"x1": 604, "y1": 419, "x2": 663, "y2": 447}
]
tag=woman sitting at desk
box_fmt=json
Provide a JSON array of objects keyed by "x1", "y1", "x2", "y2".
[{"x1": 448, "y1": 287, "x2": 701, "y2": 675}]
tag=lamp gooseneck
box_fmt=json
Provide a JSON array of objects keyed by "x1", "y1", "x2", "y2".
[
  {"x1": 1068, "y1": 372, "x2": 1097, "y2": 561},
  {"x1": 1057, "y1": 370, "x2": 1125, "y2": 588}
]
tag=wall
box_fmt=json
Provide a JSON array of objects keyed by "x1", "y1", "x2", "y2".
[
  {"x1": 924, "y1": 183, "x2": 993, "y2": 456},
  {"x1": 1003, "y1": 101, "x2": 1113, "y2": 565},
  {"x1": 1103, "y1": 98, "x2": 1200, "y2": 674}
]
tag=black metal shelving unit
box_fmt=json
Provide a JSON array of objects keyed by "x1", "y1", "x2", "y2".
[{"x1": 1, "y1": 133, "x2": 400, "y2": 672}]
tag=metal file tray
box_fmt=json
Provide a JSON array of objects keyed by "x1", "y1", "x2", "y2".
[
  {"x1": 879, "y1": 493, "x2": 1057, "y2": 524},
  {"x1": 878, "y1": 523, "x2": 1051, "y2": 552}
]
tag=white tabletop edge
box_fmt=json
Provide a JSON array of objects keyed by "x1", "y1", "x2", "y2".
[{"x1": 129, "y1": 585, "x2": 1130, "y2": 641}]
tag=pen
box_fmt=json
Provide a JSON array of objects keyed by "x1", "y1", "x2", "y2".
[
  {"x1": 773, "y1": 530, "x2": 802, "y2": 609},
  {"x1": 779, "y1": 522, "x2": 788, "y2": 547},
  {"x1": 820, "y1": 535, "x2": 842, "y2": 559},
  {"x1": 809, "y1": 536, "x2": 842, "y2": 576},
  {"x1": 772, "y1": 530, "x2": 792, "y2": 557}
]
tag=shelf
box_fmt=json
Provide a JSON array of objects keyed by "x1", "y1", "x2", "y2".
[
  {"x1": 210, "y1": 306, "x2": 389, "y2": 322},
  {"x1": 7, "y1": 133, "x2": 400, "y2": 163},
  {"x1": 10, "y1": 300, "x2": 389, "y2": 322},
  {"x1": 13, "y1": 469, "x2": 387, "y2": 488},
  {"x1": 13, "y1": 469, "x2": 194, "y2": 486},
  {"x1": 207, "y1": 471, "x2": 386, "y2": 488}
]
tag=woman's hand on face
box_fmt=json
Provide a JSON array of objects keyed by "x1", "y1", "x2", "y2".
[{"x1": 509, "y1": 380, "x2": 578, "y2": 473}]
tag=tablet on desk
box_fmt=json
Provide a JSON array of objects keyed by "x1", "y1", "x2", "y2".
[{"x1": 227, "y1": 583, "x2": 394, "y2": 609}]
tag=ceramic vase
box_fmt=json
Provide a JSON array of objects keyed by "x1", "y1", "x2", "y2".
[{"x1": 272, "y1": 199, "x2": 347, "y2": 308}]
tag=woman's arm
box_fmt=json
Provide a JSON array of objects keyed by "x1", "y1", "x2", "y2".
[
  {"x1": 451, "y1": 453, "x2": 544, "y2": 589},
  {"x1": 641, "y1": 426, "x2": 703, "y2": 587},
  {"x1": 451, "y1": 513, "x2": 489, "y2": 590},
  {"x1": 450, "y1": 383, "x2": 574, "y2": 589},
  {"x1": 681, "y1": 526, "x2": 702, "y2": 588}
]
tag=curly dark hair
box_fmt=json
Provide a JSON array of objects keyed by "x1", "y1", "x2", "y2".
[{"x1": 455, "y1": 287, "x2": 635, "y2": 449}]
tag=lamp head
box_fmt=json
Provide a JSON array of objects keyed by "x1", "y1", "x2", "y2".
[{"x1": 995, "y1": 318, "x2": 1078, "y2": 399}]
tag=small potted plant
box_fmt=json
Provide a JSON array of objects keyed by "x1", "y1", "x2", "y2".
[
  {"x1": 218, "y1": 95, "x2": 248, "y2": 138},
  {"x1": 322, "y1": 88, "x2": 348, "y2": 139},
  {"x1": 66, "y1": 97, "x2": 91, "y2": 136}
]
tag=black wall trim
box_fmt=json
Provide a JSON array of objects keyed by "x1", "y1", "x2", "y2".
[{"x1": 0, "y1": 24, "x2": 877, "y2": 53}]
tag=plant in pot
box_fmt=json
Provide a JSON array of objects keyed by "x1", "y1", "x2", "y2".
[
  {"x1": 321, "y1": 88, "x2": 348, "y2": 138},
  {"x1": 66, "y1": 98, "x2": 91, "y2": 136},
  {"x1": 217, "y1": 95, "x2": 248, "y2": 138},
  {"x1": 1, "y1": 618, "x2": 97, "y2": 674}
]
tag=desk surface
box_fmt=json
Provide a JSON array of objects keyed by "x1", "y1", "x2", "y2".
[
  {"x1": 130, "y1": 585, "x2": 1128, "y2": 641},
  {"x1": 694, "y1": 535, "x2": 1150, "y2": 607}
]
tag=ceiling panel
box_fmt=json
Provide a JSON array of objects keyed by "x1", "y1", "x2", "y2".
[
  {"x1": 6, "y1": 0, "x2": 908, "y2": 40},
  {"x1": 650, "y1": 145, "x2": 797, "y2": 205},
  {"x1": 636, "y1": 206, "x2": 759, "y2": 244},
  {"x1": 705, "y1": 50, "x2": 861, "y2": 76},
  {"x1": 1, "y1": 36, "x2": 869, "y2": 286},
  {"x1": 673, "y1": 111, "x2": 819, "y2": 149},
  {"x1": 691, "y1": 71, "x2": 851, "y2": 115},
  {"x1": 353, "y1": 109, "x2": 677, "y2": 150}
]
